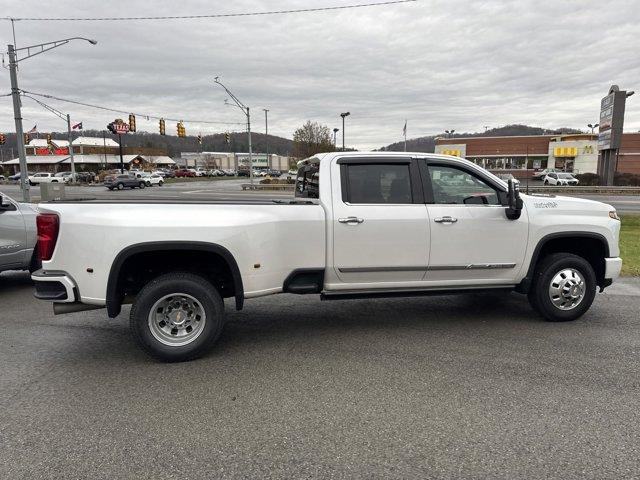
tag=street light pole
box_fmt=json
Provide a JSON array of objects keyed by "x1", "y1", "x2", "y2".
[
  {"x1": 6, "y1": 36, "x2": 97, "y2": 202},
  {"x1": 214, "y1": 77, "x2": 254, "y2": 185},
  {"x1": 587, "y1": 123, "x2": 599, "y2": 134},
  {"x1": 340, "y1": 112, "x2": 350, "y2": 151},
  {"x1": 333, "y1": 128, "x2": 339, "y2": 148},
  {"x1": 263, "y1": 109, "x2": 269, "y2": 169}
]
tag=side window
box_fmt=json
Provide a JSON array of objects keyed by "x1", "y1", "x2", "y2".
[
  {"x1": 344, "y1": 163, "x2": 412, "y2": 204},
  {"x1": 295, "y1": 163, "x2": 320, "y2": 199},
  {"x1": 427, "y1": 165, "x2": 499, "y2": 205}
]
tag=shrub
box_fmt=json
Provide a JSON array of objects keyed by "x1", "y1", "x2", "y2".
[{"x1": 575, "y1": 173, "x2": 600, "y2": 186}]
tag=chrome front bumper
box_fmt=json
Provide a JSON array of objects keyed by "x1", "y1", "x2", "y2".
[{"x1": 604, "y1": 257, "x2": 623, "y2": 281}]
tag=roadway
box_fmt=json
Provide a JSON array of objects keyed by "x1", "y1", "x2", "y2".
[{"x1": 1, "y1": 271, "x2": 639, "y2": 478}]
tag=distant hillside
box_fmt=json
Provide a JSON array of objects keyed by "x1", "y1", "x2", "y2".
[
  {"x1": 0, "y1": 130, "x2": 294, "y2": 159},
  {"x1": 379, "y1": 124, "x2": 584, "y2": 153}
]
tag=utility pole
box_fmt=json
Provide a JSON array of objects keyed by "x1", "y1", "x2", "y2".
[
  {"x1": 8, "y1": 44, "x2": 29, "y2": 201},
  {"x1": 263, "y1": 109, "x2": 269, "y2": 169},
  {"x1": 6, "y1": 36, "x2": 97, "y2": 202},
  {"x1": 66, "y1": 114, "x2": 76, "y2": 182},
  {"x1": 340, "y1": 112, "x2": 350, "y2": 151}
]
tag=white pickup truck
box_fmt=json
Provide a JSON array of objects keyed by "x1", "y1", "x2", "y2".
[{"x1": 32, "y1": 152, "x2": 622, "y2": 361}]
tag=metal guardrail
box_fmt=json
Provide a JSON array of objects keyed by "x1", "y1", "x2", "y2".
[
  {"x1": 241, "y1": 183, "x2": 295, "y2": 191},
  {"x1": 523, "y1": 185, "x2": 640, "y2": 195}
]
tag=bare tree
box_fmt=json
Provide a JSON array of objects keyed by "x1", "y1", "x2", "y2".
[{"x1": 292, "y1": 121, "x2": 334, "y2": 159}]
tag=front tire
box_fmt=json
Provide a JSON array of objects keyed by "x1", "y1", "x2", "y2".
[
  {"x1": 139, "y1": 182, "x2": 146, "y2": 189},
  {"x1": 159, "y1": 181, "x2": 164, "y2": 186},
  {"x1": 117, "y1": 183, "x2": 124, "y2": 190},
  {"x1": 527, "y1": 253, "x2": 596, "y2": 322},
  {"x1": 130, "y1": 272, "x2": 225, "y2": 362}
]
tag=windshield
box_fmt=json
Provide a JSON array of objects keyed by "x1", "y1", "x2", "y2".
[{"x1": 558, "y1": 173, "x2": 574, "y2": 179}]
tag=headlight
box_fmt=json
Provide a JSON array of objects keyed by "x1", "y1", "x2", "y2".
[{"x1": 609, "y1": 211, "x2": 620, "y2": 220}]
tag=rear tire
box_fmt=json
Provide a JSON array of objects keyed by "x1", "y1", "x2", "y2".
[
  {"x1": 130, "y1": 272, "x2": 225, "y2": 362},
  {"x1": 527, "y1": 253, "x2": 596, "y2": 322},
  {"x1": 139, "y1": 182, "x2": 145, "y2": 189},
  {"x1": 159, "y1": 181, "x2": 164, "y2": 186}
]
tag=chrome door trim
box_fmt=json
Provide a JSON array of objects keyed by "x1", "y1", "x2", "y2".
[
  {"x1": 427, "y1": 263, "x2": 516, "y2": 271},
  {"x1": 338, "y1": 263, "x2": 515, "y2": 273}
]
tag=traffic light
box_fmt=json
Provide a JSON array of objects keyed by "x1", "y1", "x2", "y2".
[
  {"x1": 197, "y1": 134, "x2": 202, "y2": 145},
  {"x1": 0, "y1": 133, "x2": 5, "y2": 145},
  {"x1": 129, "y1": 114, "x2": 136, "y2": 133},
  {"x1": 225, "y1": 132, "x2": 230, "y2": 144},
  {"x1": 159, "y1": 118, "x2": 166, "y2": 135},
  {"x1": 46, "y1": 133, "x2": 52, "y2": 145},
  {"x1": 24, "y1": 133, "x2": 30, "y2": 144},
  {"x1": 177, "y1": 121, "x2": 185, "y2": 137}
]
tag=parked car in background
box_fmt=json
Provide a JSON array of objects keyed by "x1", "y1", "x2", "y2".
[
  {"x1": 288, "y1": 169, "x2": 297, "y2": 175},
  {"x1": 104, "y1": 173, "x2": 146, "y2": 190},
  {"x1": 0, "y1": 192, "x2": 39, "y2": 274},
  {"x1": 28, "y1": 172, "x2": 61, "y2": 185},
  {"x1": 54, "y1": 172, "x2": 73, "y2": 183},
  {"x1": 8, "y1": 172, "x2": 32, "y2": 182},
  {"x1": 533, "y1": 168, "x2": 558, "y2": 180},
  {"x1": 264, "y1": 169, "x2": 282, "y2": 177},
  {"x1": 190, "y1": 168, "x2": 205, "y2": 177},
  {"x1": 174, "y1": 168, "x2": 195, "y2": 178},
  {"x1": 161, "y1": 169, "x2": 176, "y2": 178},
  {"x1": 543, "y1": 172, "x2": 579, "y2": 186},
  {"x1": 152, "y1": 170, "x2": 167, "y2": 178},
  {"x1": 136, "y1": 172, "x2": 164, "y2": 187},
  {"x1": 222, "y1": 169, "x2": 236, "y2": 176}
]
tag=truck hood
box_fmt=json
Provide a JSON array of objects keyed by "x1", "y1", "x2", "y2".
[{"x1": 521, "y1": 194, "x2": 614, "y2": 214}]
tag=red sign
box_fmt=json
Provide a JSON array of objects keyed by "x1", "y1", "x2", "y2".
[
  {"x1": 114, "y1": 123, "x2": 130, "y2": 134},
  {"x1": 35, "y1": 147, "x2": 69, "y2": 156}
]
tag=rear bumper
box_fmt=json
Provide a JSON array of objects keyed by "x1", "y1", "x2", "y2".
[
  {"x1": 604, "y1": 257, "x2": 622, "y2": 281},
  {"x1": 31, "y1": 269, "x2": 77, "y2": 303}
]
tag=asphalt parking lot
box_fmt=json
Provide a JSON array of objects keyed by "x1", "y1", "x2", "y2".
[{"x1": 1, "y1": 271, "x2": 639, "y2": 479}]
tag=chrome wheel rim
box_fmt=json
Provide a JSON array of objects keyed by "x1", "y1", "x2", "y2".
[
  {"x1": 548, "y1": 268, "x2": 586, "y2": 311},
  {"x1": 148, "y1": 293, "x2": 206, "y2": 346}
]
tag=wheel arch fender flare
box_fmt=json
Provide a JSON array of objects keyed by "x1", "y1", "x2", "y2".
[
  {"x1": 517, "y1": 231, "x2": 610, "y2": 293},
  {"x1": 106, "y1": 241, "x2": 244, "y2": 318}
]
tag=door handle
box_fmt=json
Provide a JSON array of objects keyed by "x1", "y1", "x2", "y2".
[
  {"x1": 434, "y1": 216, "x2": 458, "y2": 223},
  {"x1": 338, "y1": 216, "x2": 365, "y2": 225}
]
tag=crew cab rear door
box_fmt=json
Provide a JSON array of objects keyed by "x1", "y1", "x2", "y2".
[
  {"x1": 421, "y1": 160, "x2": 528, "y2": 284},
  {"x1": 331, "y1": 157, "x2": 430, "y2": 285}
]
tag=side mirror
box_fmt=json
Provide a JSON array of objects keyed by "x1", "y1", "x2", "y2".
[{"x1": 505, "y1": 179, "x2": 523, "y2": 220}]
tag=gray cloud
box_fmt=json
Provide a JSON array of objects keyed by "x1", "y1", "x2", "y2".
[{"x1": 1, "y1": 0, "x2": 638, "y2": 150}]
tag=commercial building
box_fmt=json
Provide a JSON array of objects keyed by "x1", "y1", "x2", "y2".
[
  {"x1": 435, "y1": 132, "x2": 640, "y2": 176},
  {"x1": 180, "y1": 152, "x2": 291, "y2": 171},
  {"x1": 1, "y1": 136, "x2": 175, "y2": 173}
]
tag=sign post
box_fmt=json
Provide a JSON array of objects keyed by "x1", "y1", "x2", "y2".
[
  {"x1": 107, "y1": 119, "x2": 130, "y2": 173},
  {"x1": 597, "y1": 85, "x2": 634, "y2": 185}
]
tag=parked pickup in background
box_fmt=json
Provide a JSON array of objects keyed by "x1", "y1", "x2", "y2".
[
  {"x1": 32, "y1": 152, "x2": 622, "y2": 361},
  {"x1": 0, "y1": 192, "x2": 39, "y2": 274}
]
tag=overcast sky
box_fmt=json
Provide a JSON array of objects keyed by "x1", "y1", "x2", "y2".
[{"x1": 0, "y1": 0, "x2": 639, "y2": 150}]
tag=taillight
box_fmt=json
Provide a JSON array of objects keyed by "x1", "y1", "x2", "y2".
[{"x1": 36, "y1": 213, "x2": 59, "y2": 261}]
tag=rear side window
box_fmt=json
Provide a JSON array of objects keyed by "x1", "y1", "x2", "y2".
[
  {"x1": 295, "y1": 164, "x2": 320, "y2": 199},
  {"x1": 343, "y1": 164, "x2": 412, "y2": 204}
]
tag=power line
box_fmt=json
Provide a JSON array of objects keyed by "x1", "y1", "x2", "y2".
[
  {"x1": 5, "y1": 1, "x2": 416, "y2": 21},
  {"x1": 20, "y1": 89, "x2": 246, "y2": 125}
]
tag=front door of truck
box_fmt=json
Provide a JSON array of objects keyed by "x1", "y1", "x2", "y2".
[
  {"x1": 421, "y1": 161, "x2": 528, "y2": 284},
  {"x1": 331, "y1": 158, "x2": 430, "y2": 286}
]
